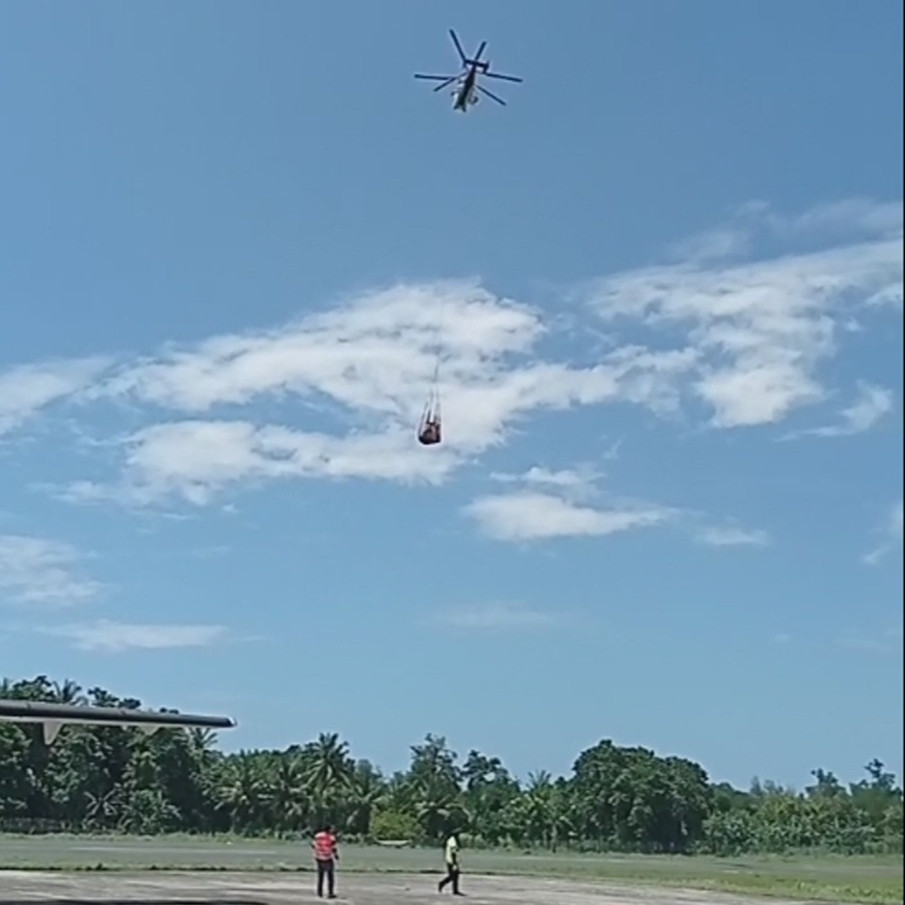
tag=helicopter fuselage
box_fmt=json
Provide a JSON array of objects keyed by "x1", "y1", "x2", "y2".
[{"x1": 452, "y1": 67, "x2": 480, "y2": 111}]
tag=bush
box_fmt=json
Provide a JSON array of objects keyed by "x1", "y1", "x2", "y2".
[{"x1": 370, "y1": 809, "x2": 418, "y2": 842}]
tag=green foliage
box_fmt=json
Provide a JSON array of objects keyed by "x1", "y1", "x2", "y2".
[
  {"x1": 370, "y1": 808, "x2": 419, "y2": 841},
  {"x1": 1, "y1": 675, "x2": 902, "y2": 858}
]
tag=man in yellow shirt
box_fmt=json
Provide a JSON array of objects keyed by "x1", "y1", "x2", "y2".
[{"x1": 437, "y1": 830, "x2": 463, "y2": 895}]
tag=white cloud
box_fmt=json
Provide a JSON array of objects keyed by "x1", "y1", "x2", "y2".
[
  {"x1": 37, "y1": 619, "x2": 228, "y2": 652},
  {"x1": 863, "y1": 500, "x2": 904, "y2": 565},
  {"x1": 59, "y1": 282, "x2": 697, "y2": 505},
  {"x1": 477, "y1": 465, "x2": 768, "y2": 549},
  {"x1": 70, "y1": 419, "x2": 462, "y2": 506},
  {"x1": 715, "y1": 197, "x2": 902, "y2": 247},
  {"x1": 93, "y1": 282, "x2": 544, "y2": 415},
  {"x1": 464, "y1": 490, "x2": 673, "y2": 541},
  {"x1": 667, "y1": 226, "x2": 751, "y2": 264},
  {"x1": 490, "y1": 464, "x2": 603, "y2": 501},
  {"x1": 782, "y1": 381, "x2": 894, "y2": 440},
  {"x1": 0, "y1": 535, "x2": 105, "y2": 606},
  {"x1": 0, "y1": 357, "x2": 109, "y2": 438},
  {"x1": 865, "y1": 282, "x2": 903, "y2": 311},
  {"x1": 587, "y1": 213, "x2": 902, "y2": 428},
  {"x1": 695, "y1": 525, "x2": 771, "y2": 547},
  {"x1": 93, "y1": 281, "x2": 674, "y2": 447},
  {"x1": 825, "y1": 382, "x2": 894, "y2": 435},
  {"x1": 434, "y1": 601, "x2": 557, "y2": 631},
  {"x1": 776, "y1": 198, "x2": 903, "y2": 241},
  {"x1": 7, "y1": 199, "x2": 899, "y2": 507}
]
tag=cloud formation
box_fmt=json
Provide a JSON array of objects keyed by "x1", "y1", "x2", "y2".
[
  {"x1": 0, "y1": 357, "x2": 108, "y2": 439},
  {"x1": 36, "y1": 619, "x2": 228, "y2": 652},
  {"x1": 53, "y1": 282, "x2": 700, "y2": 505},
  {"x1": 465, "y1": 490, "x2": 673, "y2": 542},
  {"x1": 586, "y1": 236, "x2": 901, "y2": 428},
  {"x1": 0, "y1": 535, "x2": 104, "y2": 606},
  {"x1": 0, "y1": 198, "x2": 897, "y2": 511},
  {"x1": 863, "y1": 500, "x2": 904, "y2": 565},
  {"x1": 782, "y1": 381, "x2": 895, "y2": 440},
  {"x1": 490, "y1": 464, "x2": 604, "y2": 501},
  {"x1": 470, "y1": 464, "x2": 771, "y2": 548}
]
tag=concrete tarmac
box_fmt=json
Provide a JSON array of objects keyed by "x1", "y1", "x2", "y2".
[{"x1": 0, "y1": 870, "x2": 812, "y2": 905}]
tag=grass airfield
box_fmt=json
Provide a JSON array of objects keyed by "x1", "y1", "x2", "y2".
[{"x1": 0, "y1": 835, "x2": 901, "y2": 904}]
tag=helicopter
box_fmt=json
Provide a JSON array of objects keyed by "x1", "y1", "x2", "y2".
[{"x1": 414, "y1": 29, "x2": 522, "y2": 112}]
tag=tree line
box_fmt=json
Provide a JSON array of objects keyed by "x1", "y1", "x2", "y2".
[{"x1": 0, "y1": 676, "x2": 901, "y2": 856}]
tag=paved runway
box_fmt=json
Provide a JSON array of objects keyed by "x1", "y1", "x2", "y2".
[{"x1": 0, "y1": 870, "x2": 810, "y2": 905}]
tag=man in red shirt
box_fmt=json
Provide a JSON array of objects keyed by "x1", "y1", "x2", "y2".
[{"x1": 312, "y1": 824, "x2": 339, "y2": 899}]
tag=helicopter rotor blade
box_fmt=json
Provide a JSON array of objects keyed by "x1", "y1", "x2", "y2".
[
  {"x1": 414, "y1": 74, "x2": 460, "y2": 93},
  {"x1": 476, "y1": 84, "x2": 507, "y2": 106},
  {"x1": 432, "y1": 77, "x2": 458, "y2": 92},
  {"x1": 484, "y1": 72, "x2": 523, "y2": 83},
  {"x1": 448, "y1": 29, "x2": 467, "y2": 65},
  {"x1": 472, "y1": 40, "x2": 487, "y2": 62}
]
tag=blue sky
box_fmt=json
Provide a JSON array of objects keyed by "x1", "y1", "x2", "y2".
[{"x1": 0, "y1": 0, "x2": 902, "y2": 792}]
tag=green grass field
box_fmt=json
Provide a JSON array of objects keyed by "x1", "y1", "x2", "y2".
[{"x1": 0, "y1": 834, "x2": 901, "y2": 904}]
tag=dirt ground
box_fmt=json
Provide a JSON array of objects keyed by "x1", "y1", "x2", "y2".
[{"x1": 0, "y1": 870, "x2": 811, "y2": 905}]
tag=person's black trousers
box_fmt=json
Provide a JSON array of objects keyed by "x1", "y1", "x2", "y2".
[
  {"x1": 316, "y1": 858, "x2": 335, "y2": 897},
  {"x1": 438, "y1": 863, "x2": 460, "y2": 893}
]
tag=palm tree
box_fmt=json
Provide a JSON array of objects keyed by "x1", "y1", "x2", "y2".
[
  {"x1": 525, "y1": 771, "x2": 554, "y2": 847},
  {"x1": 52, "y1": 679, "x2": 86, "y2": 705},
  {"x1": 218, "y1": 752, "x2": 270, "y2": 834},
  {"x1": 411, "y1": 774, "x2": 470, "y2": 842},
  {"x1": 268, "y1": 755, "x2": 309, "y2": 837},
  {"x1": 189, "y1": 727, "x2": 218, "y2": 754},
  {"x1": 346, "y1": 762, "x2": 386, "y2": 837},
  {"x1": 303, "y1": 733, "x2": 354, "y2": 828}
]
